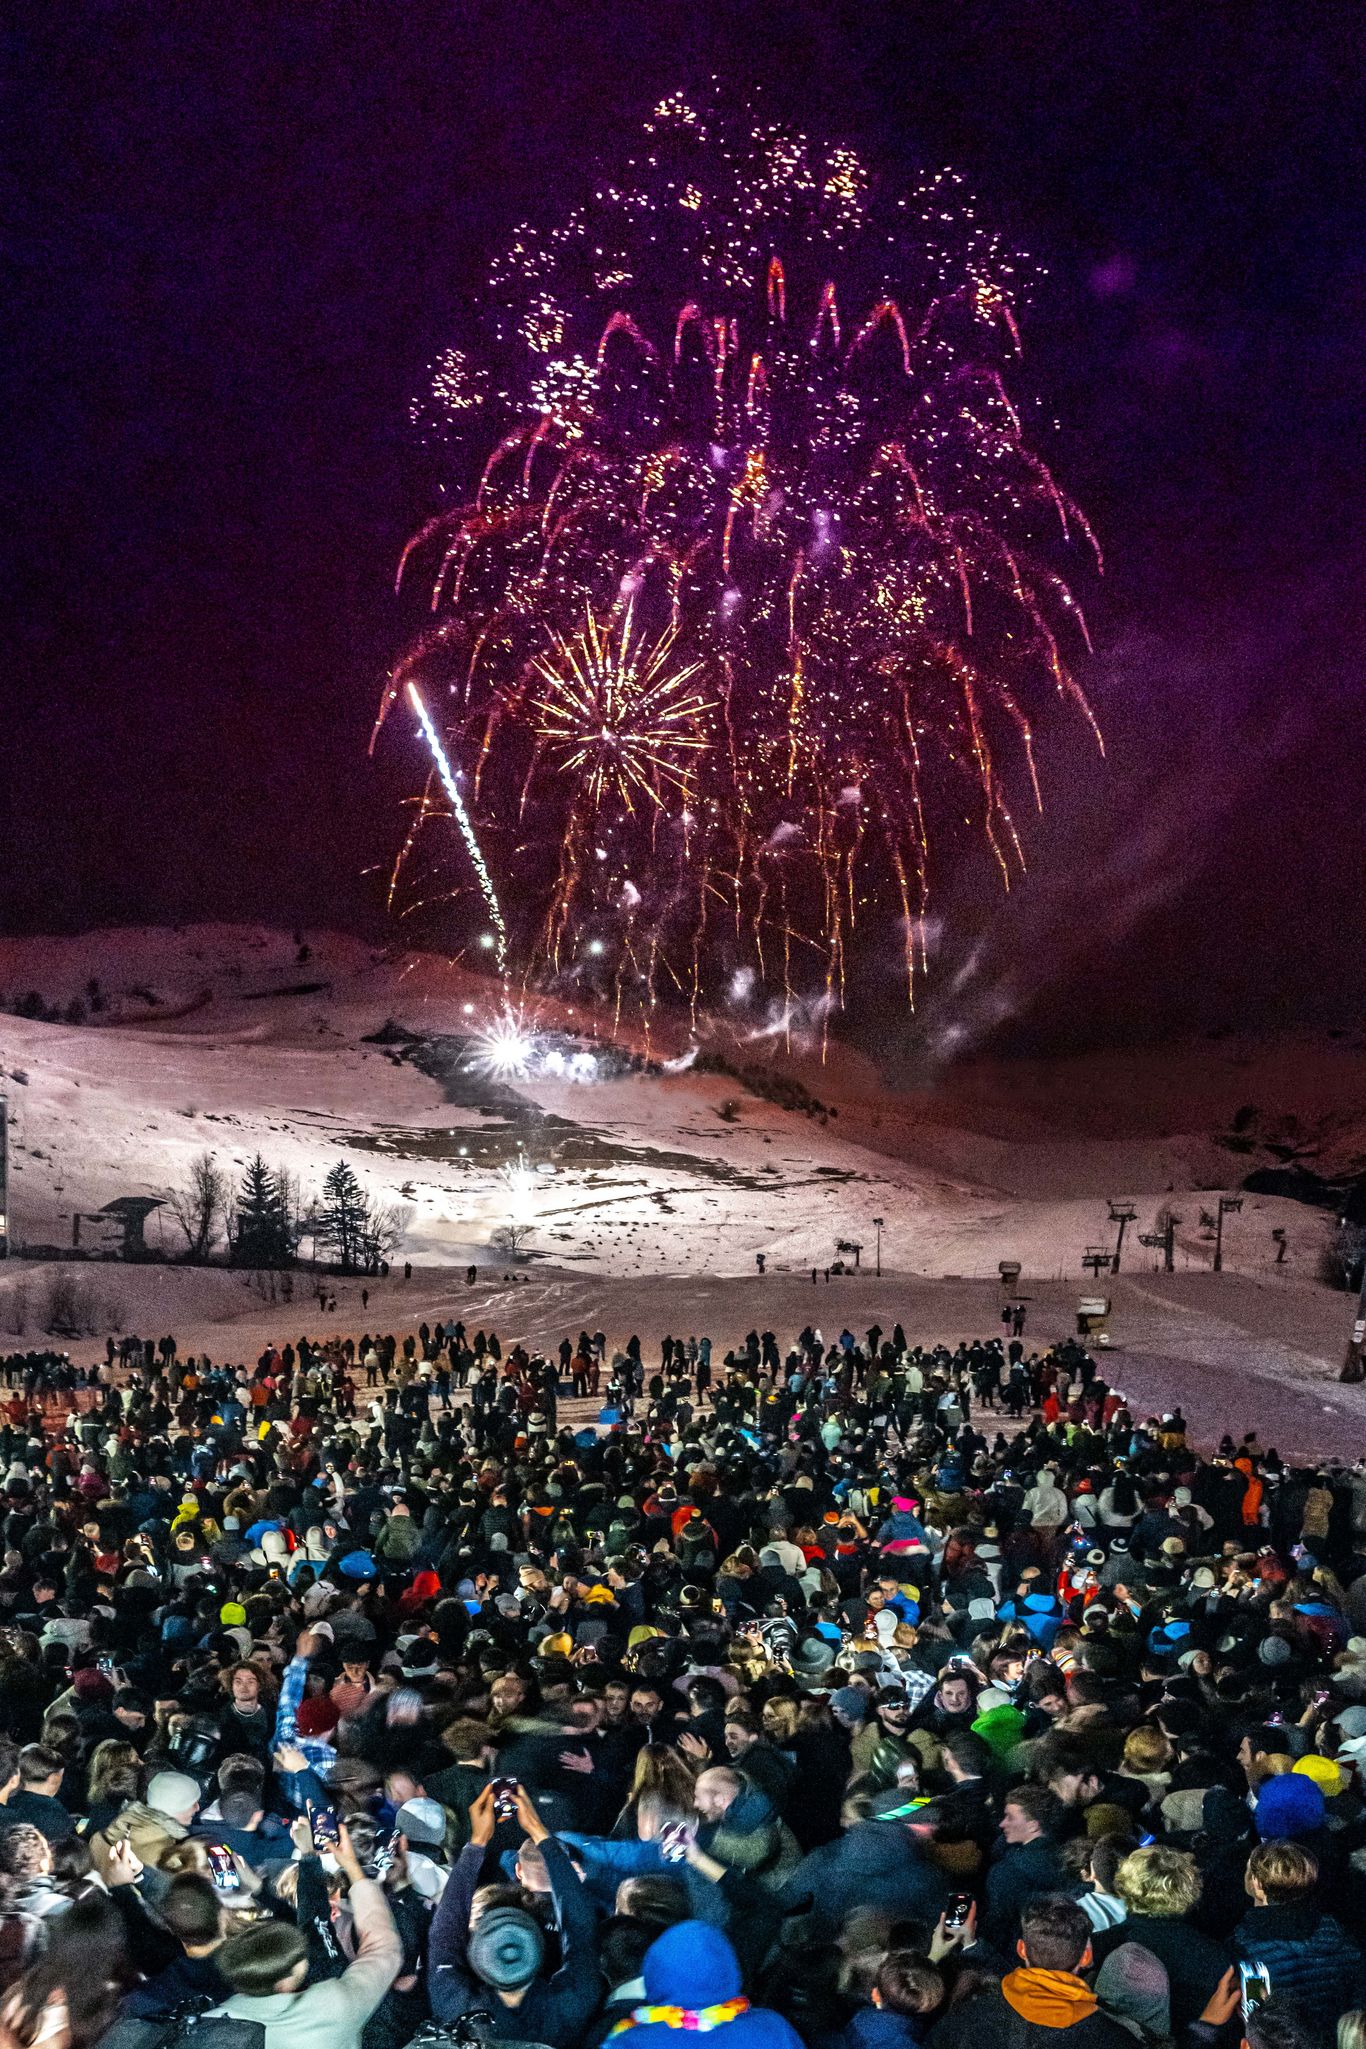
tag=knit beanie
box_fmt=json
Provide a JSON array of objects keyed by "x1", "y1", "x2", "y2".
[
  {"x1": 468, "y1": 1907, "x2": 544, "y2": 1989},
  {"x1": 148, "y1": 1771, "x2": 201, "y2": 1818},
  {"x1": 1255, "y1": 1771, "x2": 1325, "y2": 1839}
]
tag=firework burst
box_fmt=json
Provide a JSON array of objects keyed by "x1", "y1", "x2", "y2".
[
  {"x1": 530, "y1": 606, "x2": 712, "y2": 814},
  {"x1": 379, "y1": 90, "x2": 1102, "y2": 1025}
]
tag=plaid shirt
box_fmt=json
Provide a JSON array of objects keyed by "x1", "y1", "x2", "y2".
[{"x1": 274, "y1": 1653, "x2": 337, "y2": 1772}]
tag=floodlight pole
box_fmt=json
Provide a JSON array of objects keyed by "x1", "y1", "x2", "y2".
[
  {"x1": 1341, "y1": 1256, "x2": 1366, "y2": 1384},
  {"x1": 1213, "y1": 1194, "x2": 1242, "y2": 1273}
]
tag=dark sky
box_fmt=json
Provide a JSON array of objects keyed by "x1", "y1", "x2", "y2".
[{"x1": 5, "y1": 2, "x2": 1365, "y2": 1052}]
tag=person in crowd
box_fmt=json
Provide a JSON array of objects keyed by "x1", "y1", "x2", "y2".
[
  {"x1": 930, "y1": 1895, "x2": 1135, "y2": 2049},
  {"x1": 0, "y1": 1308, "x2": 1361, "y2": 2049}
]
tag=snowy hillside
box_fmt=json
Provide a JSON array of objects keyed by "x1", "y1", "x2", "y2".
[{"x1": 1, "y1": 925, "x2": 1363, "y2": 1456}]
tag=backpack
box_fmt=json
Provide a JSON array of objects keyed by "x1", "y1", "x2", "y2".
[{"x1": 98, "y1": 2006, "x2": 266, "y2": 2049}]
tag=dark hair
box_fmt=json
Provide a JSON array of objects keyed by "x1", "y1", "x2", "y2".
[
  {"x1": 1108, "y1": 1475, "x2": 1139, "y2": 1518},
  {"x1": 0, "y1": 1825, "x2": 49, "y2": 1880},
  {"x1": 599, "y1": 1915, "x2": 658, "y2": 1991},
  {"x1": 1037, "y1": 1737, "x2": 1104, "y2": 1792},
  {"x1": 49, "y1": 1838, "x2": 92, "y2": 1891},
  {"x1": 1020, "y1": 1895, "x2": 1093, "y2": 1973},
  {"x1": 1004, "y1": 1783, "x2": 1062, "y2": 1833},
  {"x1": 616, "y1": 1874, "x2": 690, "y2": 1924},
  {"x1": 0, "y1": 1740, "x2": 18, "y2": 1790},
  {"x1": 1245, "y1": 1998, "x2": 1318, "y2": 2049},
  {"x1": 218, "y1": 1919, "x2": 308, "y2": 1996},
  {"x1": 219, "y1": 1789, "x2": 261, "y2": 1830},
  {"x1": 217, "y1": 1754, "x2": 266, "y2": 1796},
  {"x1": 160, "y1": 1875, "x2": 223, "y2": 1948},
  {"x1": 875, "y1": 1952, "x2": 943, "y2": 2017},
  {"x1": 7, "y1": 1894, "x2": 129, "y2": 2048},
  {"x1": 18, "y1": 1745, "x2": 61, "y2": 1788},
  {"x1": 940, "y1": 1730, "x2": 992, "y2": 1776},
  {"x1": 1085, "y1": 1834, "x2": 1137, "y2": 1895}
]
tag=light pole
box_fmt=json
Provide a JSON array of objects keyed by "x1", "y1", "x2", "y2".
[
  {"x1": 1213, "y1": 1194, "x2": 1243, "y2": 1273},
  {"x1": 1341, "y1": 1249, "x2": 1366, "y2": 1383},
  {"x1": 872, "y1": 1217, "x2": 884, "y2": 1277}
]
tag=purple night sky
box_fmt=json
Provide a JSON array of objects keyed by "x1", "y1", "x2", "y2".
[{"x1": 5, "y1": 3, "x2": 1365, "y2": 1052}]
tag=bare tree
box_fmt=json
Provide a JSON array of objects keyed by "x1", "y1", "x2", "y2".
[
  {"x1": 167, "y1": 1151, "x2": 228, "y2": 1263},
  {"x1": 3, "y1": 1279, "x2": 29, "y2": 1338},
  {"x1": 359, "y1": 1201, "x2": 412, "y2": 1273},
  {"x1": 491, "y1": 1219, "x2": 534, "y2": 1260}
]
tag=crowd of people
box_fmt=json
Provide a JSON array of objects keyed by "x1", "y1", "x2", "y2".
[{"x1": 0, "y1": 1314, "x2": 1362, "y2": 2049}]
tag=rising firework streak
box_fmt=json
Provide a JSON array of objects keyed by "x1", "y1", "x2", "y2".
[{"x1": 406, "y1": 682, "x2": 508, "y2": 975}]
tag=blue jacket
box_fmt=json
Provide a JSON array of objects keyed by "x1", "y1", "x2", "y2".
[
  {"x1": 997, "y1": 1592, "x2": 1063, "y2": 1651},
  {"x1": 838, "y1": 2006, "x2": 930, "y2": 2049},
  {"x1": 557, "y1": 1831, "x2": 666, "y2": 1909},
  {"x1": 781, "y1": 1820, "x2": 948, "y2": 1940},
  {"x1": 615, "y1": 1923, "x2": 803, "y2": 2049},
  {"x1": 1232, "y1": 1902, "x2": 1366, "y2": 2033}
]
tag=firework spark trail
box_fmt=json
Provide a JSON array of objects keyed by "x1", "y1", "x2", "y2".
[
  {"x1": 406, "y1": 682, "x2": 508, "y2": 976},
  {"x1": 387, "y1": 91, "x2": 1102, "y2": 1019}
]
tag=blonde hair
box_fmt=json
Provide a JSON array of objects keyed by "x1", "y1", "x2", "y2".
[
  {"x1": 1122, "y1": 1726, "x2": 1174, "y2": 1774},
  {"x1": 762, "y1": 1697, "x2": 798, "y2": 1742},
  {"x1": 1116, "y1": 1844, "x2": 1202, "y2": 1918},
  {"x1": 1247, "y1": 1840, "x2": 1318, "y2": 1905},
  {"x1": 1336, "y1": 2014, "x2": 1366, "y2": 2049}
]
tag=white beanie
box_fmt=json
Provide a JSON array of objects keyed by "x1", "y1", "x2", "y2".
[{"x1": 148, "y1": 1771, "x2": 201, "y2": 1820}]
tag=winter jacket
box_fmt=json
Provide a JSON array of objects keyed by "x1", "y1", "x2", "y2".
[
  {"x1": 557, "y1": 1829, "x2": 666, "y2": 1911},
  {"x1": 611, "y1": 1922, "x2": 803, "y2": 2049},
  {"x1": 429, "y1": 1835, "x2": 600, "y2": 2044},
  {"x1": 3, "y1": 1791, "x2": 74, "y2": 1843},
  {"x1": 122, "y1": 1949, "x2": 231, "y2": 2017},
  {"x1": 983, "y1": 1836, "x2": 1073, "y2": 1947},
  {"x1": 709, "y1": 1786, "x2": 802, "y2": 1890},
  {"x1": 374, "y1": 1515, "x2": 420, "y2": 1564},
  {"x1": 929, "y1": 1974, "x2": 1134, "y2": 2049},
  {"x1": 839, "y1": 2005, "x2": 930, "y2": 2049},
  {"x1": 780, "y1": 1819, "x2": 949, "y2": 1941},
  {"x1": 1093, "y1": 1913, "x2": 1228, "y2": 2029},
  {"x1": 96, "y1": 1800, "x2": 189, "y2": 1867},
  {"x1": 1231, "y1": 1900, "x2": 1366, "y2": 2033}
]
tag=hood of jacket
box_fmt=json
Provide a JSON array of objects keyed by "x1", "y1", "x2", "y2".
[
  {"x1": 642, "y1": 1921, "x2": 743, "y2": 2006},
  {"x1": 1001, "y1": 1969, "x2": 1099, "y2": 2029},
  {"x1": 108, "y1": 1800, "x2": 188, "y2": 1845}
]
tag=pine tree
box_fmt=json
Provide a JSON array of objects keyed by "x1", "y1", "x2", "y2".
[
  {"x1": 230, "y1": 1155, "x2": 294, "y2": 1268},
  {"x1": 315, "y1": 1159, "x2": 368, "y2": 1273}
]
